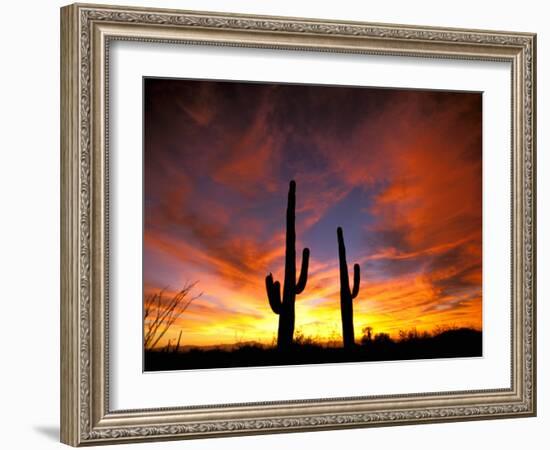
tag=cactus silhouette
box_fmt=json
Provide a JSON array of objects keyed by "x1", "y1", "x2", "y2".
[
  {"x1": 266, "y1": 180, "x2": 310, "y2": 349},
  {"x1": 337, "y1": 227, "x2": 360, "y2": 349}
]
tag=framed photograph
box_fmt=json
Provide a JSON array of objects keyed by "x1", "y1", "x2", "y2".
[{"x1": 60, "y1": 3, "x2": 536, "y2": 446}]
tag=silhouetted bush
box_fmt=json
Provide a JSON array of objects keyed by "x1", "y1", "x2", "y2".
[{"x1": 144, "y1": 327, "x2": 482, "y2": 371}]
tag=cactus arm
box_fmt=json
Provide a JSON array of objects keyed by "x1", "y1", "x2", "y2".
[
  {"x1": 266, "y1": 274, "x2": 282, "y2": 314},
  {"x1": 295, "y1": 248, "x2": 310, "y2": 294},
  {"x1": 351, "y1": 263, "x2": 360, "y2": 299}
]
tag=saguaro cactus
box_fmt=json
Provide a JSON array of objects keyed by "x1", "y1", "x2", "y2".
[
  {"x1": 266, "y1": 180, "x2": 310, "y2": 349},
  {"x1": 337, "y1": 227, "x2": 360, "y2": 349}
]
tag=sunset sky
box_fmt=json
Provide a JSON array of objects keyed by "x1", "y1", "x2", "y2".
[{"x1": 143, "y1": 78, "x2": 482, "y2": 348}]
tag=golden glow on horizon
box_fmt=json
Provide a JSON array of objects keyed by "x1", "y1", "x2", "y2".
[{"x1": 144, "y1": 265, "x2": 482, "y2": 348}]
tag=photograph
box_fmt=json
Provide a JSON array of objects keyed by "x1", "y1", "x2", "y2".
[{"x1": 143, "y1": 78, "x2": 483, "y2": 371}]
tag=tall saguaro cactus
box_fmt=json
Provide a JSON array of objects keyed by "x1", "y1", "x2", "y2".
[
  {"x1": 337, "y1": 227, "x2": 360, "y2": 349},
  {"x1": 266, "y1": 180, "x2": 310, "y2": 349}
]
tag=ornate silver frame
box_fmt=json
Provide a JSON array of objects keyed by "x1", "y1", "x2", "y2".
[{"x1": 60, "y1": 3, "x2": 536, "y2": 446}]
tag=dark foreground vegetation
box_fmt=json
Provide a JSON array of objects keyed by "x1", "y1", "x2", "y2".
[{"x1": 144, "y1": 327, "x2": 482, "y2": 371}]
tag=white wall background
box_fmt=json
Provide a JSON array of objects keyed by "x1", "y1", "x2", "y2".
[{"x1": 0, "y1": 1, "x2": 545, "y2": 449}]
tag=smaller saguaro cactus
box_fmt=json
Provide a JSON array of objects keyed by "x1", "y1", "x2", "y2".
[{"x1": 337, "y1": 227, "x2": 360, "y2": 349}]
